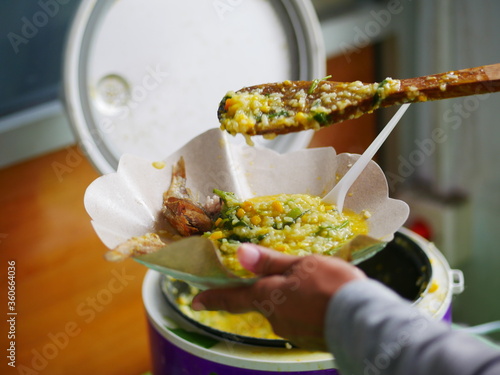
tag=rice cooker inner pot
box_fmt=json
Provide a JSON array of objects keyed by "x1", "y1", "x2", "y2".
[{"x1": 358, "y1": 231, "x2": 432, "y2": 302}]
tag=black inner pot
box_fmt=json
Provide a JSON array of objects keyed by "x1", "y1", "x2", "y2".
[
  {"x1": 161, "y1": 231, "x2": 433, "y2": 348},
  {"x1": 357, "y1": 231, "x2": 432, "y2": 302}
]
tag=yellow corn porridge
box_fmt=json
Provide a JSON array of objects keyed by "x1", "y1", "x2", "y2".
[
  {"x1": 176, "y1": 291, "x2": 281, "y2": 340},
  {"x1": 204, "y1": 191, "x2": 369, "y2": 276},
  {"x1": 219, "y1": 78, "x2": 401, "y2": 140}
]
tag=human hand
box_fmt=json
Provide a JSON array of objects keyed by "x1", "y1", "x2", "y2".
[{"x1": 192, "y1": 244, "x2": 366, "y2": 351}]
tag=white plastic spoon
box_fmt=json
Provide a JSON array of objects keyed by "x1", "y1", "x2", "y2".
[{"x1": 323, "y1": 103, "x2": 411, "y2": 212}]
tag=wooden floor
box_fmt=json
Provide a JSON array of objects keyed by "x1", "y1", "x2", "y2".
[{"x1": 0, "y1": 147, "x2": 150, "y2": 375}]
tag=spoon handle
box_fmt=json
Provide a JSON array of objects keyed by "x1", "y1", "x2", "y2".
[
  {"x1": 382, "y1": 63, "x2": 500, "y2": 107},
  {"x1": 323, "y1": 103, "x2": 411, "y2": 212}
]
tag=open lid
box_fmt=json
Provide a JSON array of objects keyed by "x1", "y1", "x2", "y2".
[{"x1": 63, "y1": 0, "x2": 325, "y2": 175}]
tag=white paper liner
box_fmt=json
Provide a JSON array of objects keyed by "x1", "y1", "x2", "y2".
[{"x1": 84, "y1": 128, "x2": 409, "y2": 251}]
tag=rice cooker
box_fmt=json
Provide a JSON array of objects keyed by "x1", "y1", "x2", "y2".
[{"x1": 142, "y1": 228, "x2": 464, "y2": 374}]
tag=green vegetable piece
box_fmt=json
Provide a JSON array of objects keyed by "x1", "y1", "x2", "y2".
[
  {"x1": 373, "y1": 79, "x2": 389, "y2": 107},
  {"x1": 314, "y1": 220, "x2": 349, "y2": 236},
  {"x1": 308, "y1": 75, "x2": 332, "y2": 94},
  {"x1": 167, "y1": 328, "x2": 218, "y2": 349},
  {"x1": 213, "y1": 189, "x2": 241, "y2": 208},
  {"x1": 334, "y1": 220, "x2": 350, "y2": 230},
  {"x1": 218, "y1": 218, "x2": 232, "y2": 230},
  {"x1": 287, "y1": 207, "x2": 303, "y2": 220},
  {"x1": 312, "y1": 112, "x2": 329, "y2": 125},
  {"x1": 268, "y1": 110, "x2": 289, "y2": 119},
  {"x1": 227, "y1": 233, "x2": 252, "y2": 243},
  {"x1": 257, "y1": 233, "x2": 268, "y2": 241},
  {"x1": 233, "y1": 220, "x2": 250, "y2": 228},
  {"x1": 324, "y1": 246, "x2": 341, "y2": 256}
]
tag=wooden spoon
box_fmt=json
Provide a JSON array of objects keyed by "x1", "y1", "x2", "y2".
[{"x1": 218, "y1": 63, "x2": 500, "y2": 138}]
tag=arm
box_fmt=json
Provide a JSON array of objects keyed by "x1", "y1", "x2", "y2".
[
  {"x1": 193, "y1": 244, "x2": 500, "y2": 374},
  {"x1": 192, "y1": 243, "x2": 365, "y2": 350},
  {"x1": 327, "y1": 279, "x2": 500, "y2": 375}
]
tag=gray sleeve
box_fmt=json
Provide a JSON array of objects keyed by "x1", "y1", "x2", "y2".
[{"x1": 325, "y1": 279, "x2": 500, "y2": 375}]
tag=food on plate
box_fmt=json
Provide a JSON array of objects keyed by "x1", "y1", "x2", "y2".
[
  {"x1": 218, "y1": 77, "x2": 401, "y2": 144},
  {"x1": 105, "y1": 157, "x2": 219, "y2": 261},
  {"x1": 204, "y1": 189, "x2": 369, "y2": 276},
  {"x1": 107, "y1": 158, "x2": 370, "y2": 275},
  {"x1": 162, "y1": 157, "x2": 217, "y2": 236},
  {"x1": 219, "y1": 65, "x2": 500, "y2": 143},
  {"x1": 105, "y1": 232, "x2": 168, "y2": 261}
]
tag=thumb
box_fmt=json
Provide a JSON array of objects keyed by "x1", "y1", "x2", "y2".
[{"x1": 237, "y1": 244, "x2": 300, "y2": 276}]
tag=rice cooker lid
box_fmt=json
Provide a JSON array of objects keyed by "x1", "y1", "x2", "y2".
[{"x1": 63, "y1": 0, "x2": 325, "y2": 175}]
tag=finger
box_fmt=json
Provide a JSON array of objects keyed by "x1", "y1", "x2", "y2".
[
  {"x1": 237, "y1": 244, "x2": 300, "y2": 276},
  {"x1": 192, "y1": 286, "x2": 257, "y2": 314}
]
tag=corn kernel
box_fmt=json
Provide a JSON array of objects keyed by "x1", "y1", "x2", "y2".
[
  {"x1": 152, "y1": 161, "x2": 166, "y2": 169},
  {"x1": 272, "y1": 201, "x2": 284, "y2": 213},
  {"x1": 295, "y1": 112, "x2": 309, "y2": 126},
  {"x1": 242, "y1": 201, "x2": 254, "y2": 211},
  {"x1": 236, "y1": 208, "x2": 245, "y2": 218},
  {"x1": 275, "y1": 244, "x2": 288, "y2": 252},
  {"x1": 224, "y1": 98, "x2": 235, "y2": 111},
  {"x1": 250, "y1": 215, "x2": 261, "y2": 225},
  {"x1": 209, "y1": 231, "x2": 224, "y2": 240},
  {"x1": 428, "y1": 282, "x2": 439, "y2": 293}
]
